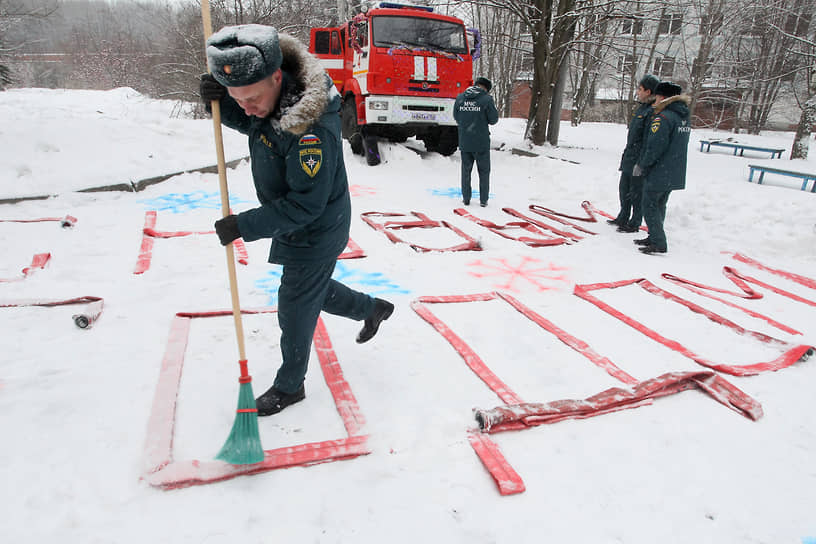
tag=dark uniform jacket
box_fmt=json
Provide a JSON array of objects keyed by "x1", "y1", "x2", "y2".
[
  {"x1": 453, "y1": 86, "x2": 499, "y2": 152},
  {"x1": 639, "y1": 95, "x2": 691, "y2": 192},
  {"x1": 619, "y1": 101, "x2": 654, "y2": 172},
  {"x1": 217, "y1": 34, "x2": 350, "y2": 265}
]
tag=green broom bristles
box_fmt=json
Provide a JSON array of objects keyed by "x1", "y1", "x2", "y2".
[{"x1": 216, "y1": 380, "x2": 265, "y2": 465}]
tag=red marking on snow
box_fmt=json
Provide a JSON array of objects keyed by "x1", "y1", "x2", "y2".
[
  {"x1": 411, "y1": 293, "x2": 523, "y2": 405},
  {"x1": 0, "y1": 253, "x2": 51, "y2": 283},
  {"x1": 527, "y1": 204, "x2": 600, "y2": 234},
  {"x1": 467, "y1": 431, "x2": 525, "y2": 495},
  {"x1": 503, "y1": 208, "x2": 585, "y2": 241},
  {"x1": 0, "y1": 214, "x2": 77, "y2": 227},
  {"x1": 142, "y1": 308, "x2": 369, "y2": 489},
  {"x1": 474, "y1": 370, "x2": 763, "y2": 433},
  {"x1": 454, "y1": 207, "x2": 569, "y2": 246},
  {"x1": 349, "y1": 184, "x2": 377, "y2": 197},
  {"x1": 0, "y1": 296, "x2": 105, "y2": 328},
  {"x1": 134, "y1": 211, "x2": 157, "y2": 274},
  {"x1": 147, "y1": 436, "x2": 371, "y2": 490},
  {"x1": 467, "y1": 256, "x2": 570, "y2": 292},
  {"x1": 663, "y1": 269, "x2": 802, "y2": 335},
  {"x1": 412, "y1": 292, "x2": 771, "y2": 496},
  {"x1": 338, "y1": 237, "x2": 365, "y2": 259},
  {"x1": 574, "y1": 278, "x2": 813, "y2": 376},
  {"x1": 730, "y1": 252, "x2": 816, "y2": 290},
  {"x1": 579, "y1": 200, "x2": 613, "y2": 222},
  {"x1": 361, "y1": 211, "x2": 481, "y2": 252},
  {"x1": 134, "y1": 211, "x2": 249, "y2": 274},
  {"x1": 411, "y1": 292, "x2": 638, "y2": 397}
]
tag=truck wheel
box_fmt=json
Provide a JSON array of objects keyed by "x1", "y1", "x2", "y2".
[
  {"x1": 342, "y1": 97, "x2": 364, "y2": 156},
  {"x1": 363, "y1": 129, "x2": 381, "y2": 166},
  {"x1": 436, "y1": 127, "x2": 459, "y2": 156}
]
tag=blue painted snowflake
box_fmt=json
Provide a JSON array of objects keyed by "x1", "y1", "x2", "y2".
[
  {"x1": 429, "y1": 187, "x2": 492, "y2": 200},
  {"x1": 255, "y1": 262, "x2": 409, "y2": 306},
  {"x1": 139, "y1": 190, "x2": 249, "y2": 213}
]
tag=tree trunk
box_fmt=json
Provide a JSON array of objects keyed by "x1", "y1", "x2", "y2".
[
  {"x1": 526, "y1": 1, "x2": 552, "y2": 145},
  {"x1": 547, "y1": 49, "x2": 569, "y2": 145},
  {"x1": 791, "y1": 95, "x2": 815, "y2": 160}
]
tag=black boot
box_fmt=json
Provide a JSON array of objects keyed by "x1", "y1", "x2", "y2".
[
  {"x1": 634, "y1": 237, "x2": 651, "y2": 246},
  {"x1": 356, "y1": 298, "x2": 394, "y2": 344},
  {"x1": 616, "y1": 225, "x2": 639, "y2": 233},
  {"x1": 255, "y1": 384, "x2": 306, "y2": 416},
  {"x1": 639, "y1": 244, "x2": 667, "y2": 255}
]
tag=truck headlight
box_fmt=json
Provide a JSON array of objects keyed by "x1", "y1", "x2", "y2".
[{"x1": 369, "y1": 100, "x2": 389, "y2": 110}]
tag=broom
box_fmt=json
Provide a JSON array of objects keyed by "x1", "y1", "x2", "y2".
[{"x1": 201, "y1": 0, "x2": 264, "y2": 465}]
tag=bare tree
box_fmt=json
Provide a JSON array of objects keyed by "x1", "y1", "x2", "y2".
[
  {"x1": 441, "y1": 0, "x2": 528, "y2": 116},
  {"x1": 454, "y1": 0, "x2": 586, "y2": 145},
  {"x1": 569, "y1": 2, "x2": 617, "y2": 125},
  {"x1": 0, "y1": 0, "x2": 58, "y2": 88},
  {"x1": 726, "y1": 0, "x2": 815, "y2": 134},
  {"x1": 785, "y1": 6, "x2": 816, "y2": 159}
]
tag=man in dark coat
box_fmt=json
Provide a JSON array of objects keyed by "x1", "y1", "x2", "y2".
[
  {"x1": 453, "y1": 76, "x2": 499, "y2": 207},
  {"x1": 200, "y1": 24, "x2": 393, "y2": 415},
  {"x1": 632, "y1": 81, "x2": 691, "y2": 255},
  {"x1": 609, "y1": 74, "x2": 659, "y2": 232}
]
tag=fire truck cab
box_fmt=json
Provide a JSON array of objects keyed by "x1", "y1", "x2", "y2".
[{"x1": 309, "y1": 2, "x2": 478, "y2": 164}]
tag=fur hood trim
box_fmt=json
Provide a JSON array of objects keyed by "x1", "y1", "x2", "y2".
[
  {"x1": 275, "y1": 33, "x2": 329, "y2": 136},
  {"x1": 654, "y1": 94, "x2": 690, "y2": 114}
]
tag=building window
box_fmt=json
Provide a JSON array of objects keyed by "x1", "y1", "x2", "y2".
[
  {"x1": 658, "y1": 13, "x2": 683, "y2": 35},
  {"x1": 653, "y1": 57, "x2": 675, "y2": 78},
  {"x1": 700, "y1": 12, "x2": 723, "y2": 35},
  {"x1": 621, "y1": 16, "x2": 643, "y2": 35},
  {"x1": 617, "y1": 54, "x2": 635, "y2": 74}
]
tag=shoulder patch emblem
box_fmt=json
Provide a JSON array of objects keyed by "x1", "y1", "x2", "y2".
[
  {"x1": 300, "y1": 148, "x2": 322, "y2": 178},
  {"x1": 299, "y1": 134, "x2": 321, "y2": 146},
  {"x1": 650, "y1": 118, "x2": 661, "y2": 133}
]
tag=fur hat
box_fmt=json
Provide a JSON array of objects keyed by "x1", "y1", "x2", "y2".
[
  {"x1": 639, "y1": 74, "x2": 659, "y2": 93},
  {"x1": 206, "y1": 24, "x2": 282, "y2": 87},
  {"x1": 475, "y1": 77, "x2": 492, "y2": 92},
  {"x1": 654, "y1": 81, "x2": 682, "y2": 98}
]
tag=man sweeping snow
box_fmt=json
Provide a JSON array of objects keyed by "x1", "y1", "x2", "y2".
[{"x1": 200, "y1": 24, "x2": 394, "y2": 415}]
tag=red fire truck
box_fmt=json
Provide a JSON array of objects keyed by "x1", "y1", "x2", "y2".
[{"x1": 309, "y1": 2, "x2": 479, "y2": 165}]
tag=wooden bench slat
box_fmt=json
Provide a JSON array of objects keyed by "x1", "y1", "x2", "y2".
[
  {"x1": 699, "y1": 140, "x2": 785, "y2": 158},
  {"x1": 747, "y1": 164, "x2": 816, "y2": 192}
]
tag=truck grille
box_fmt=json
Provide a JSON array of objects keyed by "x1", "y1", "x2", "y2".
[{"x1": 403, "y1": 105, "x2": 443, "y2": 112}]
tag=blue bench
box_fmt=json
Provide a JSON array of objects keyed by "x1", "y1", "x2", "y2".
[
  {"x1": 748, "y1": 164, "x2": 816, "y2": 192},
  {"x1": 700, "y1": 140, "x2": 785, "y2": 158}
]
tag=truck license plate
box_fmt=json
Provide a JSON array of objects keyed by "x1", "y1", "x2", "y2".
[{"x1": 411, "y1": 112, "x2": 435, "y2": 121}]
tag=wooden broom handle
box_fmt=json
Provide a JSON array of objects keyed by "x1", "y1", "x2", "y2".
[{"x1": 201, "y1": 0, "x2": 247, "y2": 363}]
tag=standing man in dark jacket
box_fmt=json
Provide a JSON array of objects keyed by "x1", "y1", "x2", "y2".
[
  {"x1": 453, "y1": 76, "x2": 499, "y2": 207},
  {"x1": 200, "y1": 24, "x2": 393, "y2": 415},
  {"x1": 632, "y1": 81, "x2": 691, "y2": 255},
  {"x1": 609, "y1": 74, "x2": 659, "y2": 232}
]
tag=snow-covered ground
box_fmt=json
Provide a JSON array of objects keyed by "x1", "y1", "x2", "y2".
[{"x1": 1, "y1": 88, "x2": 815, "y2": 543}]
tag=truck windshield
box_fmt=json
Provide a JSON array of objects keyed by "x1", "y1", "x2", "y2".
[{"x1": 371, "y1": 15, "x2": 467, "y2": 55}]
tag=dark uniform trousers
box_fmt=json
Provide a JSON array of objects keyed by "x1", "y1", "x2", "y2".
[
  {"x1": 641, "y1": 189, "x2": 671, "y2": 251},
  {"x1": 275, "y1": 261, "x2": 374, "y2": 393},
  {"x1": 461, "y1": 150, "x2": 490, "y2": 205},
  {"x1": 615, "y1": 171, "x2": 645, "y2": 229}
]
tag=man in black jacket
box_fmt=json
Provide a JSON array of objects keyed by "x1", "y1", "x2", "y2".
[
  {"x1": 609, "y1": 74, "x2": 659, "y2": 232},
  {"x1": 200, "y1": 24, "x2": 393, "y2": 415},
  {"x1": 632, "y1": 81, "x2": 691, "y2": 255},
  {"x1": 453, "y1": 77, "x2": 499, "y2": 207}
]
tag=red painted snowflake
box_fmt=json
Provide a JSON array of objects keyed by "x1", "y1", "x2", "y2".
[{"x1": 468, "y1": 256, "x2": 570, "y2": 292}]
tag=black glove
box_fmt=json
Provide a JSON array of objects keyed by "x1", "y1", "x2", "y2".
[
  {"x1": 632, "y1": 164, "x2": 643, "y2": 177},
  {"x1": 214, "y1": 214, "x2": 241, "y2": 246},
  {"x1": 200, "y1": 73, "x2": 226, "y2": 102}
]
